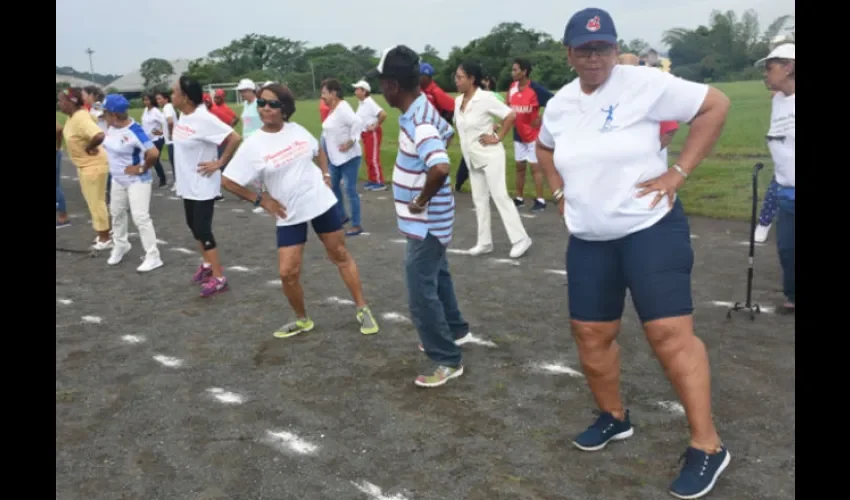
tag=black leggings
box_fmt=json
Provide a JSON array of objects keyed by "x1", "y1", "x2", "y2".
[
  {"x1": 455, "y1": 158, "x2": 469, "y2": 191},
  {"x1": 151, "y1": 138, "x2": 167, "y2": 184},
  {"x1": 183, "y1": 199, "x2": 216, "y2": 250}
]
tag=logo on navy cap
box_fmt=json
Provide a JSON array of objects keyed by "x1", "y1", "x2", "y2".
[{"x1": 586, "y1": 16, "x2": 601, "y2": 32}]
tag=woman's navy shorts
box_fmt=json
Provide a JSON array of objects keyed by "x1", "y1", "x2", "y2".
[
  {"x1": 275, "y1": 206, "x2": 342, "y2": 248},
  {"x1": 566, "y1": 199, "x2": 694, "y2": 323}
]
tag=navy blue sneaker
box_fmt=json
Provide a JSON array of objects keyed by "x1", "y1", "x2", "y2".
[
  {"x1": 531, "y1": 199, "x2": 546, "y2": 212},
  {"x1": 669, "y1": 446, "x2": 731, "y2": 499},
  {"x1": 572, "y1": 410, "x2": 634, "y2": 451}
]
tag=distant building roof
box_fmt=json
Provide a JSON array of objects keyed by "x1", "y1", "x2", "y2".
[
  {"x1": 106, "y1": 59, "x2": 192, "y2": 93},
  {"x1": 56, "y1": 74, "x2": 101, "y2": 88}
]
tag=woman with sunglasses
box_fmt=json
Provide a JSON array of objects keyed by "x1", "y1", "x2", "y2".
[
  {"x1": 222, "y1": 84, "x2": 380, "y2": 338},
  {"x1": 171, "y1": 75, "x2": 242, "y2": 297}
]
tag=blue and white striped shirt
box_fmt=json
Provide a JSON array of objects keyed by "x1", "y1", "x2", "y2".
[{"x1": 392, "y1": 94, "x2": 456, "y2": 245}]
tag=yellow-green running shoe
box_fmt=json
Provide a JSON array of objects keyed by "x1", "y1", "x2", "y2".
[
  {"x1": 356, "y1": 306, "x2": 380, "y2": 335},
  {"x1": 273, "y1": 318, "x2": 315, "y2": 338}
]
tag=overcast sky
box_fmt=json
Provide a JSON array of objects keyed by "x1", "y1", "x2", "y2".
[{"x1": 56, "y1": 0, "x2": 793, "y2": 76}]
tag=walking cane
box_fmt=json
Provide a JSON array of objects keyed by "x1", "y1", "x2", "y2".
[{"x1": 727, "y1": 162, "x2": 764, "y2": 321}]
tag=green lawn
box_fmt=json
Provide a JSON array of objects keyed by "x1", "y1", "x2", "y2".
[{"x1": 57, "y1": 80, "x2": 774, "y2": 220}]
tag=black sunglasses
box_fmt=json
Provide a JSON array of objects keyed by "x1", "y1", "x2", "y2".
[
  {"x1": 766, "y1": 135, "x2": 786, "y2": 143},
  {"x1": 256, "y1": 98, "x2": 283, "y2": 109}
]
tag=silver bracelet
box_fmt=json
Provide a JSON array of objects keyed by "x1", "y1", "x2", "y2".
[
  {"x1": 553, "y1": 188, "x2": 564, "y2": 202},
  {"x1": 672, "y1": 164, "x2": 688, "y2": 179}
]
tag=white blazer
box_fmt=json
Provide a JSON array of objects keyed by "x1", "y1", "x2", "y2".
[{"x1": 453, "y1": 89, "x2": 513, "y2": 169}]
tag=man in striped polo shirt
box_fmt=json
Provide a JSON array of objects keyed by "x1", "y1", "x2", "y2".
[{"x1": 370, "y1": 45, "x2": 471, "y2": 388}]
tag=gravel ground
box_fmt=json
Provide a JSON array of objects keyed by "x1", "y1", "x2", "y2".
[{"x1": 56, "y1": 158, "x2": 795, "y2": 500}]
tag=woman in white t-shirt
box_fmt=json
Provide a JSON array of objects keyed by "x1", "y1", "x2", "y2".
[
  {"x1": 320, "y1": 79, "x2": 366, "y2": 236},
  {"x1": 155, "y1": 91, "x2": 179, "y2": 190},
  {"x1": 100, "y1": 94, "x2": 163, "y2": 273},
  {"x1": 171, "y1": 75, "x2": 242, "y2": 298},
  {"x1": 453, "y1": 60, "x2": 531, "y2": 259},
  {"x1": 536, "y1": 8, "x2": 732, "y2": 500},
  {"x1": 141, "y1": 94, "x2": 169, "y2": 188},
  {"x1": 222, "y1": 84, "x2": 379, "y2": 338},
  {"x1": 352, "y1": 80, "x2": 388, "y2": 191},
  {"x1": 757, "y1": 43, "x2": 795, "y2": 314}
]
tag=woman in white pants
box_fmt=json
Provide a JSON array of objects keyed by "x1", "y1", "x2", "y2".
[
  {"x1": 101, "y1": 94, "x2": 163, "y2": 272},
  {"x1": 453, "y1": 60, "x2": 532, "y2": 258}
]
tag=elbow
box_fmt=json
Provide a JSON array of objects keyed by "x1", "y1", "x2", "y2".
[
  {"x1": 433, "y1": 163, "x2": 450, "y2": 177},
  {"x1": 700, "y1": 87, "x2": 731, "y2": 123},
  {"x1": 228, "y1": 131, "x2": 242, "y2": 146}
]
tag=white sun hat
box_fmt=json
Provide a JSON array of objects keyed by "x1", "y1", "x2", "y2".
[
  {"x1": 236, "y1": 78, "x2": 255, "y2": 91},
  {"x1": 755, "y1": 43, "x2": 795, "y2": 66},
  {"x1": 352, "y1": 80, "x2": 371, "y2": 92}
]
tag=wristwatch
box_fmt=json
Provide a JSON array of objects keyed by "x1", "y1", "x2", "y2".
[{"x1": 254, "y1": 192, "x2": 263, "y2": 207}]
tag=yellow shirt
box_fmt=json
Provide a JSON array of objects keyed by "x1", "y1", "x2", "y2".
[{"x1": 62, "y1": 109, "x2": 108, "y2": 169}]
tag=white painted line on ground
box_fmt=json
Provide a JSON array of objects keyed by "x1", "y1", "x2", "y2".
[
  {"x1": 737, "y1": 241, "x2": 765, "y2": 247},
  {"x1": 57, "y1": 298, "x2": 73, "y2": 305},
  {"x1": 153, "y1": 355, "x2": 184, "y2": 368},
  {"x1": 206, "y1": 387, "x2": 245, "y2": 405},
  {"x1": 710, "y1": 300, "x2": 774, "y2": 314},
  {"x1": 489, "y1": 258, "x2": 521, "y2": 266},
  {"x1": 170, "y1": 247, "x2": 195, "y2": 255},
  {"x1": 351, "y1": 481, "x2": 410, "y2": 500},
  {"x1": 264, "y1": 430, "x2": 319, "y2": 455},
  {"x1": 390, "y1": 239, "x2": 406, "y2": 244},
  {"x1": 446, "y1": 248, "x2": 470, "y2": 255},
  {"x1": 533, "y1": 362, "x2": 584, "y2": 377},
  {"x1": 690, "y1": 234, "x2": 699, "y2": 239},
  {"x1": 129, "y1": 232, "x2": 138, "y2": 238},
  {"x1": 376, "y1": 196, "x2": 388, "y2": 200},
  {"x1": 227, "y1": 265, "x2": 252, "y2": 272},
  {"x1": 61, "y1": 175, "x2": 71, "y2": 180},
  {"x1": 326, "y1": 296, "x2": 356, "y2": 306},
  {"x1": 153, "y1": 193, "x2": 164, "y2": 197},
  {"x1": 382, "y1": 312, "x2": 411, "y2": 323},
  {"x1": 545, "y1": 269, "x2": 567, "y2": 276},
  {"x1": 68, "y1": 213, "x2": 83, "y2": 219},
  {"x1": 657, "y1": 401, "x2": 685, "y2": 415},
  {"x1": 121, "y1": 335, "x2": 146, "y2": 344},
  {"x1": 81, "y1": 315, "x2": 103, "y2": 324},
  {"x1": 156, "y1": 238, "x2": 168, "y2": 245},
  {"x1": 73, "y1": 177, "x2": 79, "y2": 181},
  {"x1": 266, "y1": 279, "x2": 281, "y2": 286},
  {"x1": 231, "y1": 208, "x2": 246, "y2": 213},
  {"x1": 458, "y1": 333, "x2": 497, "y2": 348},
  {"x1": 520, "y1": 214, "x2": 536, "y2": 219}
]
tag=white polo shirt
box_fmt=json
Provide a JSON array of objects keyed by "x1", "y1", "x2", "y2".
[
  {"x1": 355, "y1": 96, "x2": 384, "y2": 130},
  {"x1": 767, "y1": 92, "x2": 795, "y2": 188},
  {"x1": 223, "y1": 122, "x2": 337, "y2": 226},
  {"x1": 321, "y1": 100, "x2": 363, "y2": 166},
  {"x1": 453, "y1": 89, "x2": 512, "y2": 169},
  {"x1": 538, "y1": 65, "x2": 709, "y2": 241},
  {"x1": 172, "y1": 106, "x2": 233, "y2": 200}
]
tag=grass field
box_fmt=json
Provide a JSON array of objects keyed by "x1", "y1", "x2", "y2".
[{"x1": 57, "y1": 80, "x2": 773, "y2": 220}]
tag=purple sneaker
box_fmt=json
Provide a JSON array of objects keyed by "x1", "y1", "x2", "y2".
[
  {"x1": 200, "y1": 276, "x2": 228, "y2": 297},
  {"x1": 193, "y1": 264, "x2": 212, "y2": 283}
]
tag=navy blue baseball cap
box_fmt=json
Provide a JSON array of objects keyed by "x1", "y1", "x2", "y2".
[
  {"x1": 103, "y1": 94, "x2": 130, "y2": 113},
  {"x1": 563, "y1": 8, "x2": 618, "y2": 47}
]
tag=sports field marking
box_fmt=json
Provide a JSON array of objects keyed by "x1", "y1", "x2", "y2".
[
  {"x1": 73, "y1": 177, "x2": 79, "y2": 181},
  {"x1": 263, "y1": 430, "x2": 319, "y2": 455},
  {"x1": 737, "y1": 241, "x2": 765, "y2": 247},
  {"x1": 520, "y1": 213, "x2": 536, "y2": 219},
  {"x1": 382, "y1": 312, "x2": 411, "y2": 323},
  {"x1": 129, "y1": 232, "x2": 138, "y2": 238},
  {"x1": 545, "y1": 269, "x2": 567, "y2": 276},
  {"x1": 657, "y1": 401, "x2": 686, "y2": 415},
  {"x1": 459, "y1": 333, "x2": 497, "y2": 348},
  {"x1": 227, "y1": 265, "x2": 252, "y2": 272},
  {"x1": 153, "y1": 355, "x2": 184, "y2": 368},
  {"x1": 153, "y1": 193, "x2": 164, "y2": 197},
  {"x1": 326, "y1": 296, "x2": 355, "y2": 306},
  {"x1": 156, "y1": 239, "x2": 168, "y2": 245},
  {"x1": 81, "y1": 315, "x2": 103, "y2": 324},
  {"x1": 351, "y1": 480, "x2": 411, "y2": 500},
  {"x1": 446, "y1": 248, "x2": 470, "y2": 255},
  {"x1": 266, "y1": 279, "x2": 281, "y2": 286},
  {"x1": 170, "y1": 247, "x2": 195, "y2": 255},
  {"x1": 69, "y1": 213, "x2": 83, "y2": 219},
  {"x1": 690, "y1": 234, "x2": 699, "y2": 239},
  {"x1": 709, "y1": 300, "x2": 775, "y2": 314},
  {"x1": 390, "y1": 239, "x2": 406, "y2": 244},
  {"x1": 231, "y1": 208, "x2": 246, "y2": 213},
  {"x1": 57, "y1": 298, "x2": 73, "y2": 305},
  {"x1": 121, "y1": 335, "x2": 146, "y2": 344},
  {"x1": 376, "y1": 196, "x2": 388, "y2": 200},
  {"x1": 533, "y1": 362, "x2": 584, "y2": 377},
  {"x1": 206, "y1": 387, "x2": 245, "y2": 405},
  {"x1": 168, "y1": 196, "x2": 180, "y2": 200},
  {"x1": 490, "y1": 258, "x2": 521, "y2": 266},
  {"x1": 61, "y1": 175, "x2": 71, "y2": 180}
]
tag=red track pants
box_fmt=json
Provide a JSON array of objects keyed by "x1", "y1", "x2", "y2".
[{"x1": 361, "y1": 127, "x2": 384, "y2": 184}]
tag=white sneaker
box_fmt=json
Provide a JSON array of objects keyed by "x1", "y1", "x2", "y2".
[
  {"x1": 93, "y1": 239, "x2": 115, "y2": 252},
  {"x1": 468, "y1": 244, "x2": 493, "y2": 256},
  {"x1": 754, "y1": 224, "x2": 771, "y2": 243},
  {"x1": 137, "y1": 255, "x2": 164, "y2": 273},
  {"x1": 418, "y1": 332, "x2": 475, "y2": 352},
  {"x1": 509, "y1": 237, "x2": 532, "y2": 258},
  {"x1": 107, "y1": 244, "x2": 130, "y2": 265},
  {"x1": 252, "y1": 206, "x2": 265, "y2": 214}
]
